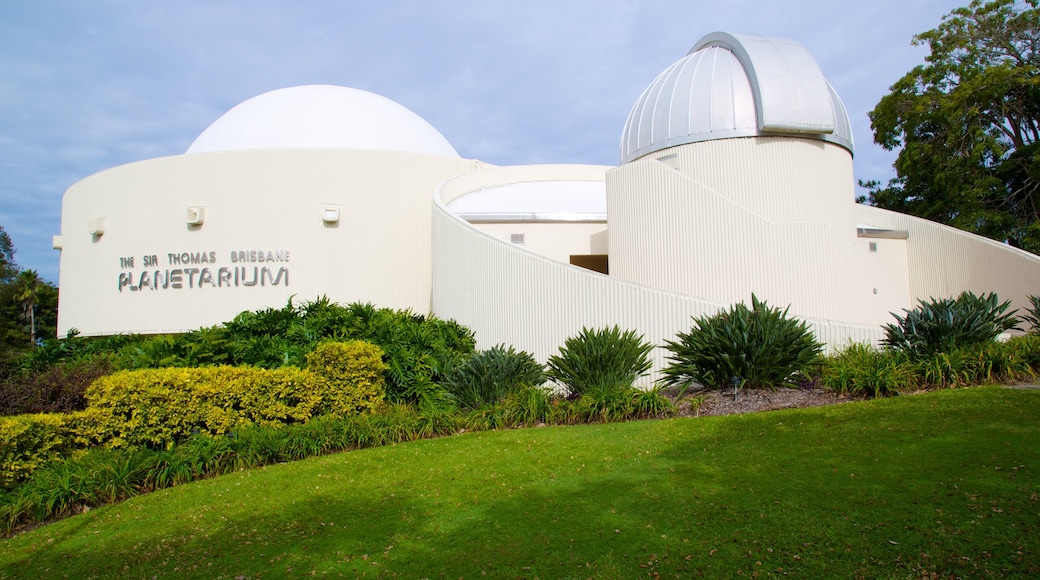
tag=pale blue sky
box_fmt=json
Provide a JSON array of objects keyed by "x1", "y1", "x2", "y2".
[{"x1": 1, "y1": 0, "x2": 966, "y2": 283}]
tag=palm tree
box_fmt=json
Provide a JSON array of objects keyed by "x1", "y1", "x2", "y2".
[{"x1": 14, "y1": 269, "x2": 41, "y2": 345}]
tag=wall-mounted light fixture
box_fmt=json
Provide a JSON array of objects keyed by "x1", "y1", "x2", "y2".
[
  {"x1": 87, "y1": 217, "x2": 105, "y2": 236},
  {"x1": 187, "y1": 206, "x2": 205, "y2": 226},
  {"x1": 52, "y1": 235, "x2": 63, "y2": 250},
  {"x1": 322, "y1": 204, "x2": 340, "y2": 224}
]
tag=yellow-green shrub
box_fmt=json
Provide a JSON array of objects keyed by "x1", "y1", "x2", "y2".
[
  {"x1": 78, "y1": 341, "x2": 387, "y2": 449},
  {"x1": 306, "y1": 340, "x2": 387, "y2": 414},
  {"x1": 0, "y1": 412, "x2": 84, "y2": 489}
]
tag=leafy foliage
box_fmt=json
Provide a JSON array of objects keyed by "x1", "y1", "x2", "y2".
[
  {"x1": 0, "y1": 357, "x2": 113, "y2": 416},
  {"x1": 662, "y1": 295, "x2": 823, "y2": 391},
  {"x1": 1023, "y1": 295, "x2": 1040, "y2": 334},
  {"x1": 441, "y1": 345, "x2": 545, "y2": 409},
  {"x1": 16, "y1": 298, "x2": 476, "y2": 403},
  {"x1": 0, "y1": 225, "x2": 15, "y2": 284},
  {"x1": 546, "y1": 326, "x2": 654, "y2": 396},
  {"x1": 863, "y1": 0, "x2": 1040, "y2": 252},
  {"x1": 79, "y1": 343, "x2": 386, "y2": 449},
  {"x1": 817, "y1": 344, "x2": 916, "y2": 398},
  {"x1": 882, "y1": 291, "x2": 1020, "y2": 358}
]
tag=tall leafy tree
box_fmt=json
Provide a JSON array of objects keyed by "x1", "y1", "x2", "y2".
[{"x1": 864, "y1": 0, "x2": 1040, "y2": 253}]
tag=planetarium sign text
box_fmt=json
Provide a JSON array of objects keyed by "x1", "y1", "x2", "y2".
[{"x1": 117, "y1": 250, "x2": 290, "y2": 293}]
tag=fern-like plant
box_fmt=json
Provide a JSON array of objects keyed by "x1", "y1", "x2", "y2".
[
  {"x1": 546, "y1": 326, "x2": 654, "y2": 397},
  {"x1": 882, "y1": 291, "x2": 1020, "y2": 358},
  {"x1": 661, "y1": 295, "x2": 822, "y2": 391},
  {"x1": 441, "y1": 345, "x2": 545, "y2": 409}
]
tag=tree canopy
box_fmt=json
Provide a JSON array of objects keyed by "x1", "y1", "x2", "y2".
[
  {"x1": 0, "y1": 226, "x2": 57, "y2": 360},
  {"x1": 864, "y1": 0, "x2": 1040, "y2": 253},
  {"x1": 0, "y1": 225, "x2": 16, "y2": 283}
]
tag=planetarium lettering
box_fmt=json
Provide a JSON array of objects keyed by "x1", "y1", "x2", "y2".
[{"x1": 117, "y1": 250, "x2": 289, "y2": 293}]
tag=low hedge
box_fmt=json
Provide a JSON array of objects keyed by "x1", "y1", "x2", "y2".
[
  {"x1": 0, "y1": 412, "x2": 84, "y2": 490},
  {"x1": 1, "y1": 341, "x2": 386, "y2": 486},
  {"x1": 80, "y1": 341, "x2": 387, "y2": 448}
]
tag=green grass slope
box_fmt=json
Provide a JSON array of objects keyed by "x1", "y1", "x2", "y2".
[{"x1": 2, "y1": 387, "x2": 1039, "y2": 578}]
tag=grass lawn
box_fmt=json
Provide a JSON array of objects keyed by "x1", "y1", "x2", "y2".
[{"x1": 1, "y1": 386, "x2": 1039, "y2": 578}]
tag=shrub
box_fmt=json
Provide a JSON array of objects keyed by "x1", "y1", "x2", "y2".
[
  {"x1": 547, "y1": 326, "x2": 654, "y2": 396},
  {"x1": 882, "y1": 291, "x2": 1020, "y2": 358},
  {"x1": 0, "y1": 357, "x2": 113, "y2": 416},
  {"x1": 79, "y1": 341, "x2": 386, "y2": 448},
  {"x1": 1023, "y1": 295, "x2": 1040, "y2": 335},
  {"x1": 442, "y1": 345, "x2": 545, "y2": 409},
  {"x1": 305, "y1": 340, "x2": 387, "y2": 414},
  {"x1": 818, "y1": 343, "x2": 917, "y2": 398},
  {"x1": 662, "y1": 295, "x2": 823, "y2": 391},
  {"x1": 913, "y1": 339, "x2": 1036, "y2": 388},
  {"x1": 0, "y1": 413, "x2": 84, "y2": 490}
]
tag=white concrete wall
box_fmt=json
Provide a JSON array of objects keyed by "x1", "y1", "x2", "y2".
[{"x1": 57, "y1": 148, "x2": 481, "y2": 336}]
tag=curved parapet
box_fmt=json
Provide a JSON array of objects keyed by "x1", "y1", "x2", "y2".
[{"x1": 433, "y1": 164, "x2": 884, "y2": 383}]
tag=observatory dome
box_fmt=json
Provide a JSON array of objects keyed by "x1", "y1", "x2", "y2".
[
  {"x1": 186, "y1": 85, "x2": 459, "y2": 158},
  {"x1": 619, "y1": 32, "x2": 853, "y2": 164}
]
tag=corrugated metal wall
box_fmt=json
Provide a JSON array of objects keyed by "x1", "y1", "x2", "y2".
[
  {"x1": 607, "y1": 137, "x2": 911, "y2": 326},
  {"x1": 855, "y1": 204, "x2": 1040, "y2": 312},
  {"x1": 432, "y1": 164, "x2": 884, "y2": 384}
]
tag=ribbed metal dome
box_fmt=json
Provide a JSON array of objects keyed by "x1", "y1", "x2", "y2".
[{"x1": 619, "y1": 32, "x2": 854, "y2": 164}]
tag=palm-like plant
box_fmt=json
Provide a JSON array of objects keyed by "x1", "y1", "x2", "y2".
[{"x1": 14, "y1": 269, "x2": 41, "y2": 345}]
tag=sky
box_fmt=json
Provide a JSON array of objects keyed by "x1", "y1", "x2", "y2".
[{"x1": 0, "y1": 0, "x2": 968, "y2": 284}]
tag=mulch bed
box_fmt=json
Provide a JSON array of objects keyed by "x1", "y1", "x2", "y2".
[{"x1": 662, "y1": 386, "x2": 856, "y2": 417}]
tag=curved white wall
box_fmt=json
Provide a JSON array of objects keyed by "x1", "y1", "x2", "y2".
[
  {"x1": 608, "y1": 137, "x2": 910, "y2": 326},
  {"x1": 432, "y1": 164, "x2": 885, "y2": 383},
  {"x1": 57, "y1": 149, "x2": 481, "y2": 336}
]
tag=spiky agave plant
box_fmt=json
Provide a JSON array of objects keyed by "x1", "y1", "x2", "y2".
[
  {"x1": 882, "y1": 291, "x2": 1020, "y2": 358},
  {"x1": 441, "y1": 345, "x2": 545, "y2": 409},
  {"x1": 546, "y1": 326, "x2": 655, "y2": 397},
  {"x1": 661, "y1": 295, "x2": 823, "y2": 392}
]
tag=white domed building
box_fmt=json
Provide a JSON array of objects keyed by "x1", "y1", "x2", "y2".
[{"x1": 55, "y1": 33, "x2": 1040, "y2": 378}]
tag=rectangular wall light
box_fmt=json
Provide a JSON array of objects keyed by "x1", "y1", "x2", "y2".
[
  {"x1": 187, "y1": 206, "x2": 205, "y2": 225},
  {"x1": 322, "y1": 205, "x2": 340, "y2": 223}
]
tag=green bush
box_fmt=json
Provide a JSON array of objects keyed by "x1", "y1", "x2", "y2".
[
  {"x1": 912, "y1": 339, "x2": 1036, "y2": 388},
  {"x1": 1023, "y1": 295, "x2": 1040, "y2": 335},
  {"x1": 79, "y1": 341, "x2": 386, "y2": 449},
  {"x1": 17, "y1": 298, "x2": 475, "y2": 405},
  {"x1": 442, "y1": 345, "x2": 545, "y2": 409},
  {"x1": 0, "y1": 413, "x2": 84, "y2": 490},
  {"x1": 818, "y1": 343, "x2": 917, "y2": 398},
  {"x1": 305, "y1": 340, "x2": 387, "y2": 414},
  {"x1": 662, "y1": 295, "x2": 823, "y2": 391},
  {"x1": 546, "y1": 326, "x2": 654, "y2": 396},
  {"x1": 882, "y1": 291, "x2": 1020, "y2": 358}
]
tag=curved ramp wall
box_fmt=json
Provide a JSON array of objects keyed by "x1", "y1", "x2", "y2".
[
  {"x1": 57, "y1": 149, "x2": 481, "y2": 336},
  {"x1": 432, "y1": 164, "x2": 884, "y2": 383},
  {"x1": 854, "y1": 204, "x2": 1040, "y2": 312},
  {"x1": 607, "y1": 137, "x2": 910, "y2": 326}
]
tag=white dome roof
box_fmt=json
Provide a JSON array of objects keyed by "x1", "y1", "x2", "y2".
[
  {"x1": 620, "y1": 32, "x2": 853, "y2": 164},
  {"x1": 186, "y1": 85, "x2": 459, "y2": 158}
]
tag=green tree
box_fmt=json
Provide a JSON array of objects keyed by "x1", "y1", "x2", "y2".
[
  {"x1": 864, "y1": 0, "x2": 1040, "y2": 253},
  {"x1": 0, "y1": 225, "x2": 16, "y2": 283},
  {"x1": 14, "y1": 270, "x2": 42, "y2": 345}
]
